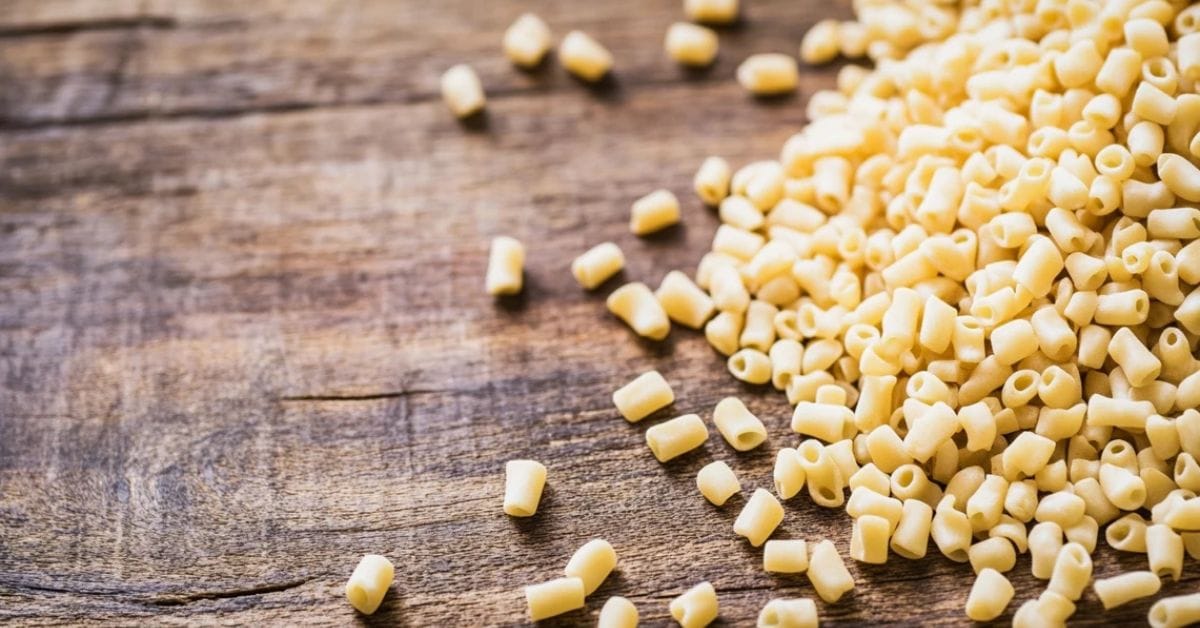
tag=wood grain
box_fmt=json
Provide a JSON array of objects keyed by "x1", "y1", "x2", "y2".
[{"x1": 0, "y1": 1, "x2": 1196, "y2": 625}]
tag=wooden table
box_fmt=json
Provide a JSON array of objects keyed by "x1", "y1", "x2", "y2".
[{"x1": 1, "y1": 1, "x2": 1195, "y2": 625}]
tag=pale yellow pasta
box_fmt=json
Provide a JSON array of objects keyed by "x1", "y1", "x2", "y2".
[
  {"x1": 740, "y1": 300, "x2": 778, "y2": 351},
  {"x1": 792, "y1": 401, "x2": 852, "y2": 443},
  {"x1": 565, "y1": 539, "x2": 617, "y2": 596},
  {"x1": 990, "y1": 319, "x2": 1038, "y2": 365},
  {"x1": 866, "y1": 425, "x2": 912, "y2": 473},
  {"x1": 1159, "y1": 152, "x2": 1200, "y2": 201},
  {"x1": 608, "y1": 282, "x2": 671, "y2": 340},
  {"x1": 1013, "y1": 236, "x2": 1064, "y2": 298},
  {"x1": 1093, "y1": 571, "x2": 1161, "y2": 610},
  {"x1": 486, "y1": 236, "x2": 525, "y2": 296},
  {"x1": 849, "y1": 463, "x2": 890, "y2": 496},
  {"x1": 757, "y1": 598, "x2": 818, "y2": 628},
  {"x1": 846, "y1": 486, "x2": 903, "y2": 530},
  {"x1": 719, "y1": 195, "x2": 765, "y2": 231},
  {"x1": 1029, "y1": 521, "x2": 1064, "y2": 580},
  {"x1": 774, "y1": 448, "x2": 806, "y2": 500},
  {"x1": 1035, "y1": 491, "x2": 1086, "y2": 528},
  {"x1": 850, "y1": 514, "x2": 890, "y2": 564},
  {"x1": 968, "y1": 536, "x2": 1015, "y2": 575},
  {"x1": 630, "y1": 189, "x2": 680, "y2": 236},
  {"x1": 504, "y1": 459, "x2": 548, "y2": 517},
  {"x1": 1099, "y1": 462, "x2": 1148, "y2": 510},
  {"x1": 694, "y1": 156, "x2": 732, "y2": 206},
  {"x1": 965, "y1": 568, "x2": 1014, "y2": 621},
  {"x1": 665, "y1": 22, "x2": 719, "y2": 66},
  {"x1": 503, "y1": 13, "x2": 552, "y2": 68},
  {"x1": 800, "y1": 19, "x2": 840, "y2": 65},
  {"x1": 1064, "y1": 514, "x2": 1099, "y2": 552},
  {"x1": 1047, "y1": 541, "x2": 1092, "y2": 601},
  {"x1": 737, "y1": 54, "x2": 799, "y2": 95},
  {"x1": 599, "y1": 596, "x2": 639, "y2": 628},
  {"x1": 917, "y1": 296, "x2": 956, "y2": 354},
  {"x1": 1035, "y1": 404, "x2": 1086, "y2": 441},
  {"x1": 709, "y1": 266, "x2": 749, "y2": 315},
  {"x1": 966, "y1": 474, "x2": 1008, "y2": 533},
  {"x1": 697, "y1": 460, "x2": 741, "y2": 506},
  {"x1": 1096, "y1": 46, "x2": 1143, "y2": 97},
  {"x1": 526, "y1": 577, "x2": 586, "y2": 621},
  {"x1": 1149, "y1": 592, "x2": 1200, "y2": 628},
  {"x1": 1177, "y1": 454, "x2": 1200, "y2": 492},
  {"x1": 1147, "y1": 523, "x2": 1184, "y2": 581},
  {"x1": 1108, "y1": 327, "x2": 1163, "y2": 387},
  {"x1": 712, "y1": 396, "x2": 767, "y2": 451},
  {"x1": 656, "y1": 271, "x2": 715, "y2": 330},
  {"x1": 1003, "y1": 431, "x2": 1056, "y2": 476},
  {"x1": 1086, "y1": 394, "x2": 1156, "y2": 429},
  {"x1": 902, "y1": 401, "x2": 958, "y2": 463},
  {"x1": 572, "y1": 242, "x2": 625, "y2": 290},
  {"x1": 1132, "y1": 82, "x2": 1178, "y2": 125},
  {"x1": 932, "y1": 495, "x2": 972, "y2": 562},
  {"x1": 440, "y1": 64, "x2": 486, "y2": 118},
  {"x1": 806, "y1": 540, "x2": 855, "y2": 603},
  {"x1": 797, "y1": 439, "x2": 846, "y2": 507},
  {"x1": 958, "y1": 401, "x2": 996, "y2": 452},
  {"x1": 345, "y1": 554, "x2": 394, "y2": 615},
  {"x1": 1164, "y1": 498, "x2": 1200, "y2": 531},
  {"x1": 729, "y1": 348, "x2": 772, "y2": 385},
  {"x1": 670, "y1": 581, "x2": 719, "y2": 628},
  {"x1": 683, "y1": 0, "x2": 738, "y2": 24},
  {"x1": 612, "y1": 370, "x2": 674, "y2": 422},
  {"x1": 646, "y1": 414, "x2": 709, "y2": 463},
  {"x1": 744, "y1": 241, "x2": 797, "y2": 288},
  {"x1": 763, "y1": 539, "x2": 809, "y2": 573},
  {"x1": 890, "y1": 498, "x2": 932, "y2": 559},
  {"x1": 559, "y1": 31, "x2": 613, "y2": 82},
  {"x1": 1106, "y1": 512, "x2": 1148, "y2": 552},
  {"x1": 735, "y1": 488, "x2": 785, "y2": 547},
  {"x1": 766, "y1": 339, "x2": 802, "y2": 391}
]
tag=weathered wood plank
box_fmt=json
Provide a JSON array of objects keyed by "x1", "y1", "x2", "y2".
[{"x1": 0, "y1": 0, "x2": 844, "y2": 127}]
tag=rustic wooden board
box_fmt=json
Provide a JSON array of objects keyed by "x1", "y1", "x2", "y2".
[{"x1": 0, "y1": 1, "x2": 1196, "y2": 625}]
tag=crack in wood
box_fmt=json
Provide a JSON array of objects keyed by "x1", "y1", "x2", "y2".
[
  {"x1": 144, "y1": 576, "x2": 321, "y2": 606},
  {"x1": 0, "y1": 16, "x2": 177, "y2": 38},
  {"x1": 278, "y1": 389, "x2": 444, "y2": 402}
]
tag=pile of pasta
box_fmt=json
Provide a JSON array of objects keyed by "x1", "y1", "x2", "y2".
[{"x1": 596, "y1": 0, "x2": 1200, "y2": 625}]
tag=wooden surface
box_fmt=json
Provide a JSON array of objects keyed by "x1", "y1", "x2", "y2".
[{"x1": 0, "y1": 1, "x2": 1196, "y2": 625}]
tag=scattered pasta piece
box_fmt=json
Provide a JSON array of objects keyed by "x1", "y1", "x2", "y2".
[
  {"x1": 665, "y1": 22, "x2": 719, "y2": 66},
  {"x1": 503, "y1": 13, "x2": 552, "y2": 68},
  {"x1": 525, "y1": 577, "x2": 585, "y2": 621},
  {"x1": 564, "y1": 539, "x2": 617, "y2": 595},
  {"x1": 697, "y1": 460, "x2": 741, "y2": 506},
  {"x1": 599, "y1": 596, "x2": 640, "y2": 628},
  {"x1": 736, "y1": 54, "x2": 799, "y2": 95},
  {"x1": 646, "y1": 414, "x2": 709, "y2": 462},
  {"x1": 630, "y1": 189, "x2": 681, "y2": 236},
  {"x1": 757, "y1": 598, "x2": 818, "y2": 628},
  {"x1": 559, "y1": 30, "x2": 613, "y2": 82},
  {"x1": 670, "y1": 581, "x2": 719, "y2": 628},
  {"x1": 613, "y1": 370, "x2": 675, "y2": 422},
  {"x1": 345, "y1": 554, "x2": 394, "y2": 615},
  {"x1": 485, "y1": 236, "x2": 524, "y2": 296},
  {"x1": 440, "y1": 64, "x2": 486, "y2": 118},
  {"x1": 683, "y1": 0, "x2": 738, "y2": 24},
  {"x1": 503, "y1": 459, "x2": 547, "y2": 517},
  {"x1": 734, "y1": 488, "x2": 785, "y2": 546},
  {"x1": 573, "y1": 242, "x2": 625, "y2": 290}
]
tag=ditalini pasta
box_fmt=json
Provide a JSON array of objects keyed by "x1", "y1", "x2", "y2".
[
  {"x1": 568, "y1": 0, "x2": 1200, "y2": 623},
  {"x1": 965, "y1": 568, "x2": 1014, "y2": 621},
  {"x1": 564, "y1": 539, "x2": 617, "y2": 596},
  {"x1": 763, "y1": 539, "x2": 808, "y2": 573},
  {"x1": 440, "y1": 64, "x2": 486, "y2": 118},
  {"x1": 696, "y1": 460, "x2": 741, "y2": 506},
  {"x1": 807, "y1": 540, "x2": 854, "y2": 603},
  {"x1": 630, "y1": 189, "x2": 681, "y2": 236},
  {"x1": 559, "y1": 30, "x2": 612, "y2": 82},
  {"x1": 503, "y1": 13, "x2": 552, "y2": 68},
  {"x1": 734, "y1": 488, "x2": 785, "y2": 546},
  {"x1": 712, "y1": 397, "x2": 768, "y2": 450},
  {"x1": 613, "y1": 370, "x2": 675, "y2": 422},
  {"x1": 665, "y1": 22, "x2": 719, "y2": 66},
  {"x1": 670, "y1": 581, "x2": 719, "y2": 628},
  {"x1": 525, "y1": 577, "x2": 585, "y2": 621},
  {"x1": 485, "y1": 236, "x2": 524, "y2": 296},
  {"x1": 345, "y1": 554, "x2": 394, "y2": 615},
  {"x1": 607, "y1": 283, "x2": 671, "y2": 340},
  {"x1": 503, "y1": 459, "x2": 547, "y2": 517},
  {"x1": 572, "y1": 242, "x2": 625, "y2": 290},
  {"x1": 757, "y1": 598, "x2": 818, "y2": 628},
  {"x1": 646, "y1": 414, "x2": 709, "y2": 462},
  {"x1": 598, "y1": 596, "x2": 639, "y2": 628}
]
